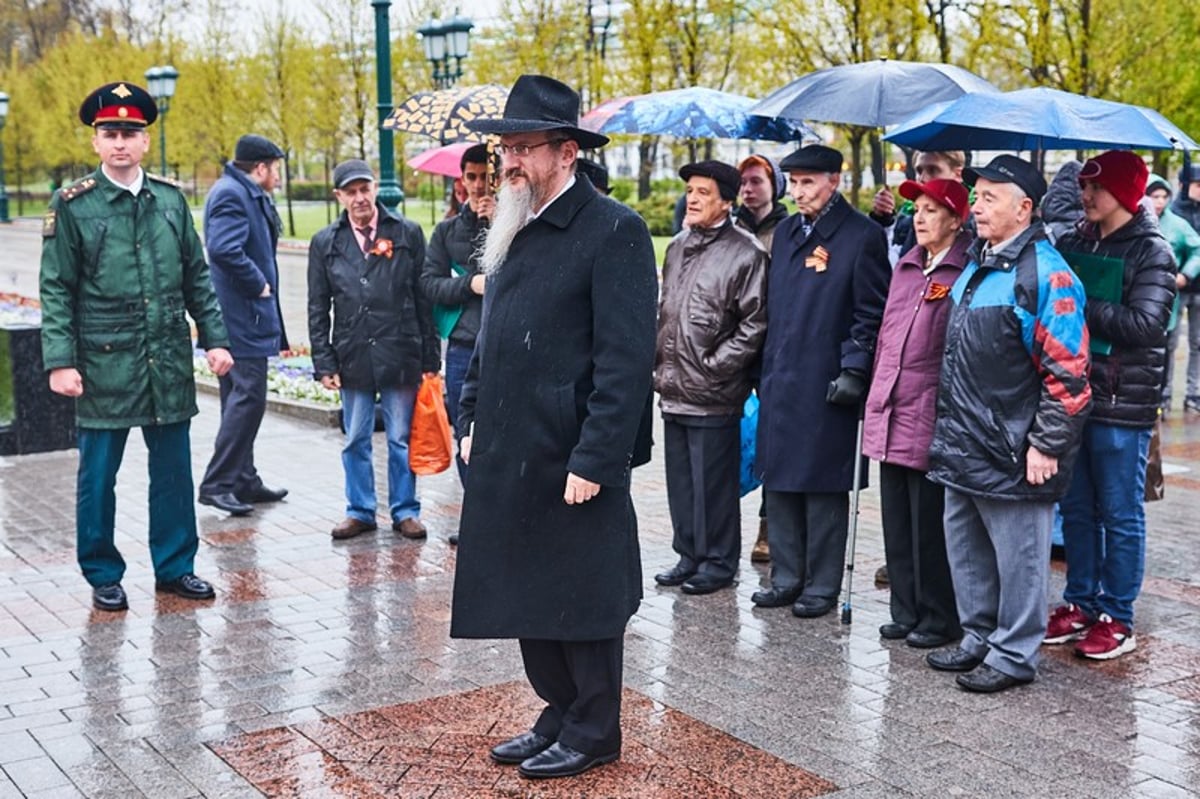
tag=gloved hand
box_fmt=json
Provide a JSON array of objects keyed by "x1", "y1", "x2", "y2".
[{"x1": 826, "y1": 368, "x2": 867, "y2": 406}]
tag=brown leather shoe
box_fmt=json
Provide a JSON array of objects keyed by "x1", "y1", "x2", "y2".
[
  {"x1": 393, "y1": 517, "x2": 428, "y2": 539},
  {"x1": 331, "y1": 517, "x2": 377, "y2": 539},
  {"x1": 751, "y1": 519, "x2": 770, "y2": 563}
]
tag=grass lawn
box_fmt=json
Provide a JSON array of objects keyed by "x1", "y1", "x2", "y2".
[{"x1": 195, "y1": 199, "x2": 674, "y2": 264}]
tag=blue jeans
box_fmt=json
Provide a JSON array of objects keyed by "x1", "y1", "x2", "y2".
[
  {"x1": 444, "y1": 342, "x2": 473, "y2": 486},
  {"x1": 1059, "y1": 422, "x2": 1152, "y2": 628},
  {"x1": 340, "y1": 387, "x2": 419, "y2": 524}
]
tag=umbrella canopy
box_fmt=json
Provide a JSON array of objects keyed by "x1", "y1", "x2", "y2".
[
  {"x1": 752, "y1": 58, "x2": 998, "y2": 128},
  {"x1": 407, "y1": 141, "x2": 478, "y2": 178},
  {"x1": 581, "y1": 87, "x2": 816, "y2": 142},
  {"x1": 383, "y1": 84, "x2": 507, "y2": 142},
  {"x1": 884, "y1": 87, "x2": 1198, "y2": 151}
]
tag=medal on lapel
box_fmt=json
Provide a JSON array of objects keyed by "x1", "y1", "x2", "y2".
[{"x1": 805, "y1": 245, "x2": 830, "y2": 273}]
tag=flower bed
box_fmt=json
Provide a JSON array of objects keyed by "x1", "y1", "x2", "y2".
[
  {"x1": 193, "y1": 347, "x2": 340, "y2": 408},
  {"x1": 0, "y1": 294, "x2": 42, "y2": 328}
]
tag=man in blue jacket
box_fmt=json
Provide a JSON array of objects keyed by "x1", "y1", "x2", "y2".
[
  {"x1": 198, "y1": 134, "x2": 289, "y2": 515},
  {"x1": 925, "y1": 155, "x2": 1091, "y2": 693}
]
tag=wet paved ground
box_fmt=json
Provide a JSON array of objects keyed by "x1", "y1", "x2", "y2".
[{"x1": 2, "y1": 374, "x2": 1200, "y2": 797}]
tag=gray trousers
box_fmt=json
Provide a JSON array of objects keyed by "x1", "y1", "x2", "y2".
[
  {"x1": 663, "y1": 415, "x2": 741, "y2": 580},
  {"x1": 200, "y1": 357, "x2": 268, "y2": 497},
  {"x1": 943, "y1": 488, "x2": 1052, "y2": 681},
  {"x1": 764, "y1": 490, "x2": 848, "y2": 600}
]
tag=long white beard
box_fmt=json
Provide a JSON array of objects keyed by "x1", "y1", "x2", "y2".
[{"x1": 478, "y1": 180, "x2": 535, "y2": 274}]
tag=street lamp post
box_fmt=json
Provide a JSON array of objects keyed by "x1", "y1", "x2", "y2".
[
  {"x1": 0, "y1": 92, "x2": 9, "y2": 223},
  {"x1": 143, "y1": 65, "x2": 179, "y2": 176},
  {"x1": 418, "y1": 14, "x2": 474, "y2": 89},
  {"x1": 372, "y1": 0, "x2": 403, "y2": 211}
]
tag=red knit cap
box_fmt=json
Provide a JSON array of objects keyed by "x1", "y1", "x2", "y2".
[{"x1": 1078, "y1": 151, "x2": 1149, "y2": 214}]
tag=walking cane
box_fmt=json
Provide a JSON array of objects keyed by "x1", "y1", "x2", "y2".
[{"x1": 840, "y1": 401, "x2": 867, "y2": 625}]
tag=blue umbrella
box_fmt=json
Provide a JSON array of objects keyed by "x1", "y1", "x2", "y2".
[
  {"x1": 580, "y1": 87, "x2": 816, "y2": 142},
  {"x1": 884, "y1": 87, "x2": 1197, "y2": 151},
  {"x1": 752, "y1": 58, "x2": 998, "y2": 128}
]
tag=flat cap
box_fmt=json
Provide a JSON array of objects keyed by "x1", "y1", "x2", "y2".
[
  {"x1": 235, "y1": 134, "x2": 285, "y2": 163},
  {"x1": 779, "y1": 144, "x2": 843, "y2": 173},
  {"x1": 577, "y1": 157, "x2": 610, "y2": 194},
  {"x1": 964, "y1": 154, "x2": 1047, "y2": 208},
  {"x1": 679, "y1": 160, "x2": 740, "y2": 201},
  {"x1": 332, "y1": 159, "x2": 375, "y2": 189}
]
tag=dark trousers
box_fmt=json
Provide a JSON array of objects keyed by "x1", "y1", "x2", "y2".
[
  {"x1": 519, "y1": 637, "x2": 624, "y2": 756},
  {"x1": 663, "y1": 414, "x2": 741, "y2": 579},
  {"x1": 444, "y1": 341, "x2": 473, "y2": 485},
  {"x1": 879, "y1": 462, "x2": 959, "y2": 638},
  {"x1": 77, "y1": 421, "x2": 199, "y2": 587},
  {"x1": 764, "y1": 489, "x2": 848, "y2": 600},
  {"x1": 200, "y1": 357, "x2": 268, "y2": 497}
]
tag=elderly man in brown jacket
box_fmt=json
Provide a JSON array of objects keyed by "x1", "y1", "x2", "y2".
[{"x1": 653, "y1": 160, "x2": 769, "y2": 595}]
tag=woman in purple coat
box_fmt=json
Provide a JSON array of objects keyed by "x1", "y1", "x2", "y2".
[{"x1": 863, "y1": 178, "x2": 972, "y2": 649}]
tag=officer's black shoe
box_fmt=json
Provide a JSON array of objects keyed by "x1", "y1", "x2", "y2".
[
  {"x1": 92, "y1": 583, "x2": 128, "y2": 612},
  {"x1": 155, "y1": 574, "x2": 216, "y2": 601}
]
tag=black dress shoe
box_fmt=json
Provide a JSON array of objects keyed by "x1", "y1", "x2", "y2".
[
  {"x1": 956, "y1": 663, "x2": 1032, "y2": 693},
  {"x1": 198, "y1": 492, "x2": 253, "y2": 516},
  {"x1": 680, "y1": 573, "x2": 733, "y2": 595},
  {"x1": 926, "y1": 646, "x2": 983, "y2": 672},
  {"x1": 518, "y1": 742, "x2": 619, "y2": 779},
  {"x1": 236, "y1": 485, "x2": 288, "y2": 503},
  {"x1": 490, "y1": 731, "x2": 553, "y2": 765},
  {"x1": 155, "y1": 574, "x2": 216, "y2": 600},
  {"x1": 906, "y1": 630, "x2": 955, "y2": 649},
  {"x1": 448, "y1": 533, "x2": 459, "y2": 546},
  {"x1": 750, "y1": 586, "x2": 801, "y2": 608},
  {"x1": 654, "y1": 562, "x2": 696, "y2": 587},
  {"x1": 791, "y1": 595, "x2": 836, "y2": 618},
  {"x1": 880, "y1": 622, "x2": 913, "y2": 640},
  {"x1": 92, "y1": 583, "x2": 128, "y2": 612}
]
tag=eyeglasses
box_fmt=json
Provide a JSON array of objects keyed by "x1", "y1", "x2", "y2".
[{"x1": 495, "y1": 139, "x2": 566, "y2": 158}]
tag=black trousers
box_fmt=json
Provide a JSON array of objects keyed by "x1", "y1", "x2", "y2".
[
  {"x1": 519, "y1": 637, "x2": 623, "y2": 756},
  {"x1": 879, "y1": 462, "x2": 960, "y2": 638},
  {"x1": 763, "y1": 489, "x2": 848, "y2": 600},
  {"x1": 663, "y1": 414, "x2": 741, "y2": 579},
  {"x1": 200, "y1": 356, "x2": 268, "y2": 497}
]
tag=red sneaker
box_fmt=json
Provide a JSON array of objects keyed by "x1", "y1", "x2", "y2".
[
  {"x1": 1074, "y1": 614, "x2": 1136, "y2": 660},
  {"x1": 1044, "y1": 603, "x2": 1093, "y2": 644}
]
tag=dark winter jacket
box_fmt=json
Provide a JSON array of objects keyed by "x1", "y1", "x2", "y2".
[
  {"x1": 655, "y1": 219, "x2": 767, "y2": 416},
  {"x1": 1055, "y1": 208, "x2": 1177, "y2": 427},
  {"x1": 1040, "y1": 161, "x2": 1083, "y2": 243},
  {"x1": 1170, "y1": 191, "x2": 1200, "y2": 295},
  {"x1": 927, "y1": 224, "x2": 1092, "y2": 501},
  {"x1": 307, "y1": 203, "x2": 439, "y2": 391},
  {"x1": 734, "y1": 201, "x2": 788, "y2": 253},
  {"x1": 419, "y1": 202, "x2": 486, "y2": 348}
]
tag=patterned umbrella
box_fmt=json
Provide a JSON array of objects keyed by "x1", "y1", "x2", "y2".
[
  {"x1": 383, "y1": 84, "x2": 508, "y2": 143},
  {"x1": 581, "y1": 87, "x2": 816, "y2": 142}
]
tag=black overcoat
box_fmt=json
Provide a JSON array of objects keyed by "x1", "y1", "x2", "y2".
[
  {"x1": 450, "y1": 175, "x2": 657, "y2": 641},
  {"x1": 757, "y1": 193, "x2": 891, "y2": 492}
]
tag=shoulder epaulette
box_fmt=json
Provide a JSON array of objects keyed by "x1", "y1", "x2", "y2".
[
  {"x1": 147, "y1": 172, "x2": 184, "y2": 189},
  {"x1": 59, "y1": 177, "x2": 98, "y2": 202}
]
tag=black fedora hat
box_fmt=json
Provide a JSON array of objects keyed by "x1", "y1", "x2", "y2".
[{"x1": 466, "y1": 75, "x2": 609, "y2": 150}]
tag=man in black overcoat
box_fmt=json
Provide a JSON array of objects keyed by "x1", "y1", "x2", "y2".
[
  {"x1": 451, "y1": 75, "x2": 657, "y2": 780},
  {"x1": 753, "y1": 145, "x2": 891, "y2": 618}
]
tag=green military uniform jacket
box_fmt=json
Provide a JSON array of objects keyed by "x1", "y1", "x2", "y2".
[{"x1": 39, "y1": 167, "x2": 230, "y2": 429}]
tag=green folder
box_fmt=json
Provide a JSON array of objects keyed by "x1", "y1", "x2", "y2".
[
  {"x1": 1063, "y1": 251, "x2": 1123, "y2": 356},
  {"x1": 431, "y1": 260, "x2": 469, "y2": 339}
]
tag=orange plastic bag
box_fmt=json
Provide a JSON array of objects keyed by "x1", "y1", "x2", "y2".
[{"x1": 409, "y1": 373, "x2": 453, "y2": 475}]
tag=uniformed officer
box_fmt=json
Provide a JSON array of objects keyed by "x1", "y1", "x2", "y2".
[{"x1": 39, "y1": 81, "x2": 234, "y2": 611}]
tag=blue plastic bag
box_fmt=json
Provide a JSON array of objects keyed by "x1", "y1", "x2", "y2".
[{"x1": 740, "y1": 392, "x2": 762, "y2": 497}]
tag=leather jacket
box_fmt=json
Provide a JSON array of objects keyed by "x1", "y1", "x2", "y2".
[{"x1": 654, "y1": 218, "x2": 767, "y2": 416}]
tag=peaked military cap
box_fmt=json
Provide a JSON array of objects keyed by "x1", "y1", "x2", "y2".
[{"x1": 79, "y1": 82, "x2": 158, "y2": 129}]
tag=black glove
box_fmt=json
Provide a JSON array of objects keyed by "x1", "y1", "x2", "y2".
[{"x1": 826, "y1": 368, "x2": 867, "y2": 406}]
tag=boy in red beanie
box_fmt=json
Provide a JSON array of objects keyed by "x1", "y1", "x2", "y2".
[{"x1": 1045, "y1": 150, "x2": 1177, "y2": 659}]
